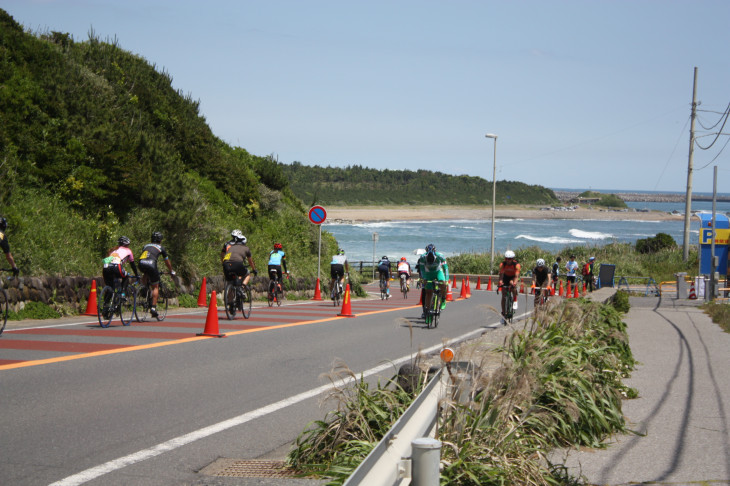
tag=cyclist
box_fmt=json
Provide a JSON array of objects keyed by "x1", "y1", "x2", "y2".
[
  {"x1": 0, "y1": 217, "x2": 20, "y2": 276},
  {"x1": 397, "y1": 257, "x2": 412, "y2": 290},
  {"x1": 532, "y1": 258, "x2": 552, "y2": 305},
  {"x1": 417, "y1": 244, "x2": 449, "y2": 314},
  {"x1": 329, "y1": 248, "x2": 349, "y2": 296},
  {"x1": 221, "y1": 230, "x2": 257, "y2": 286},
  {"x1": 377, "y1": 255, "x2": 392, "y2": 299},
  {"x1": 138, "y1": 232, "x2": 176, "y2": 318},
  {"x1": 498, "y1": 250, "x2": 521, "y2": 324},
  {"x1": 551, "y1": 256, "x2": 561, "y2": 291},
  {"x1": 102, "y1": 236, "x2": 139, "y2": 313},
  {"x1": 267, "y1": 243, "x2": 289, "y2": 296}
]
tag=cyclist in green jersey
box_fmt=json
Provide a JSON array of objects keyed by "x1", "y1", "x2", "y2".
[{"x1": 417, "y1": 244, "x2": 449, "y2": 313}]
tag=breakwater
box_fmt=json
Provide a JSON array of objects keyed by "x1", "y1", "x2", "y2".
[{"x1": 554, "y1": 191, "x2": 730, "y2": 203}]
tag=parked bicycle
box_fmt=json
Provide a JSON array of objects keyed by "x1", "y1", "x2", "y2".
[
  {"x1": 421, "y1": 279, "x2": 444, "y2": 328},
  {"x1": 498, "y1": 284, "x2": 516, "y2": 325},
  {"x1": 224, "y1": 276, "x2": 252, "y2": 320},
  {"x1": 135, "y1": 272, "x2": 173, "y2": 322},
  {"x1": 399, "y1": 273, "x2": 409, "y2": 299},
  {"x1": 267, "y1": 270, "x2": 287, "y2": 307},
  {"x1": 0, "y1": 268, "x2": 19, "y2": 336},
  {"x1": 98, "y1": 276, "x2": 138, "y2": 328}
]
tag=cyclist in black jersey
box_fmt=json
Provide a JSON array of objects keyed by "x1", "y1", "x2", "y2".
[
  {"x1": 0, "y1": 217, "x2": 19, "y2": 276},
  {"x1": 138, "y1": 232, "x2": 176, "y2": 317},
  {"x1": 532, "y1": 259, "x2": 552, "y2": 304}
]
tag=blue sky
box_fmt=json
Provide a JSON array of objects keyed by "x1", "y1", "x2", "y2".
[{"x1": 3, "y1": 0, "x2": 730, "y2": 193}]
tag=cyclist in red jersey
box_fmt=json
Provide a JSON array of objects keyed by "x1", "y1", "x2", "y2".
[{"x1": 498, "y1": 250, "x2": 521, "y2": 323}]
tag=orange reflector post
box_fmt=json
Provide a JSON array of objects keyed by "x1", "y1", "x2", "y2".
[{"x1": 440, "y1": 347, "x2": 455, "y2": 363}]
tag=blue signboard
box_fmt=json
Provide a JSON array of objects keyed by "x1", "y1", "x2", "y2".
[{"x1": 696, "y1": 213, "x2": 729, "y2": 275}]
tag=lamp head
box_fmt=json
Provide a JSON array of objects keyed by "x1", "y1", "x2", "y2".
[{"x1": 485, "y1": 133, "x2": 498, "y2": 139}]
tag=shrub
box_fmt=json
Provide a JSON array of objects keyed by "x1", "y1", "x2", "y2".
[
  {"x1": 177, "y1": 293, "x2": 198, "y2": 308},
  {"x1": 8, "y1": 301, "x2": 62, "y2": 320},
  {"x1": 636, "y1": 232, "x2": 676, "y2": 254},
  {"x1": 612, "y1": 290, "x2": 630, "y2": 313}
]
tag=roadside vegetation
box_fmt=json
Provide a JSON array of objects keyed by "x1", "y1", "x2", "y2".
[
  {"x1": 578, "y1": 191, "x2": 628, "y2": 209},
  {"x1": 287, "y1": 298, "x2": 636, "y2": 485},
  {"x1": 701, "y1": 302, "x2": 730, "y2": 334}
]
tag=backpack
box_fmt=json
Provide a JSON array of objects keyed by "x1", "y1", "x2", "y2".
[{"x1": 582, "y1": 262, "x2": 590, "y2": 276}]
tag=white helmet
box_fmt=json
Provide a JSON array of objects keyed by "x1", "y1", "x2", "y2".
[
  {"x1": 536, "y1": 258, "x2": 545, "y2": 267},
  {"x1": 231, "y1": 229, "x2": 246, "y2": 244},
  {"x1": 504, "y1": 250, "x2": 515, "y2": 259}
]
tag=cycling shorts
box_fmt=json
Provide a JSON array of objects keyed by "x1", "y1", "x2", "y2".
[
  {"x1": 268, "y1": 264, "x2": 283, "y2": 281},
  {"x1": 398, "y1": 270, "x2": 410, "y2": 278},
  {"x1": 330, "y1": 264, "x2": 344, "y2": 280},
  {"x1": 102, "y1": 264, "x2": 128, "y2": 288},
  {"x1": 378, "y1": 265, "x2": 390, "y2": 279},
  {"x1": 138, "y1": 258, "x2": 161, "y2": 285},
  {"x1": 223, "y1": 261, "x2": 249, "y2": 282},
  {"x1": 500, "y1": 274, "x2": 517, "y2": 289}
]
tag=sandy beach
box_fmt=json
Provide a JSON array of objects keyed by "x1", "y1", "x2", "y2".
[{"x1": 325, "y1": 205, "x2": 684, "y2": 223}]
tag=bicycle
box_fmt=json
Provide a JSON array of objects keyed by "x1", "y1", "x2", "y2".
[
  {"x1": 0, "y1": 268, "x2": 19, "y2": 336},
  {"x1": 399, "y1": 273, "x2": 409, "y2": 299},
  {"x1": 98, "y1": 276, "x2": 137, "y2": 328},
  {"x1": 135, "y1": 272, "x2": 172, "y2": 322},
  {"x1": 534, "y1": 285, "x2": 550, "y2": 308},
  {"x1": 421, "y1": 279, "x2": 444, "y2": 329},
  {"x1": 499, "y1": 283, "x2": 516, "y2": 325},
  {"x1": 268, "y1": 270, "x2": 287, "y2": 307},
  {"x1": 330, "y1": 275, "x2": 346, "y2": 307},
  {"x1": 379, "y1": 272, "x2": 388, "y2": 300},
  {"x1": 224, "y1": 275, "x2": 252, "y2": 320}
]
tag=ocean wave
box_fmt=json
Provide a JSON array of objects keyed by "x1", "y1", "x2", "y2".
[
  {"x1": 449, "y1": 225, "x2": 477, "y2": 230},
  {"x1": 569, "y1": 229, "x2": 613, "y2": 240},
  {"x1": 516, "y1": 235, "x2": 584, "y2": 244}
]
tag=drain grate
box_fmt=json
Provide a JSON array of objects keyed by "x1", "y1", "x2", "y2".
[{"x1": 202, "y1": 458, "x2": 301, "y2": 478}]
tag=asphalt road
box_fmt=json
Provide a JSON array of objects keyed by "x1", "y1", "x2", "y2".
[{"x1": 0, "y1": 282, "x2": 516, "y2": 485}]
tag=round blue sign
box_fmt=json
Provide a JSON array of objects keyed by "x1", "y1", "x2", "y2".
[{"x1": 308, "y1": 205, "x2": 327, "y2": 225}]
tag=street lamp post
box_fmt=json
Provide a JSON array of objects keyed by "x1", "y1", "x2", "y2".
[{"x1": 485, "y1": 133, "x2": 498, "y2": 272}]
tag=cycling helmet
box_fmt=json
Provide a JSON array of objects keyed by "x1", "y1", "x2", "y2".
[
  {"x1": 504, "y1": 250, "x2": 515, "y2": 259},
  {"x1": 339, "y1": 248, "x2": 345, "y2": 255},
  {"x1": 536, "y1": 258, "x2": 545, "y2": 267},
  {"x1": 118, "y1": 236, "x2": 131, "y2": 247},
  {"x1": 151, "y1": 231, "x2": 163, "y2": 243},
  {"x1": 382, "y1": 255, "x2": 388, "y2": 260},
  {"x1": 425, "y1": 244, "x2": 435, "y2": 253},
  {"x1": 589, "y1": 256, "x2": 595, "y2": 261},
  {"x1": 0, "y1": 217, "x2": 6, "y2": 231},
  {"x1": 274, "y1": 243, "x2": 283, "y2": 250},
  {"x1": 400, "y1": 257, "x2": 407, "y2": 261}
]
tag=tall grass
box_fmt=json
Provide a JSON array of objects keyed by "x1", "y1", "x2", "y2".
[{"x1": 287, "y1": 299, "x2": 636, "y2": 485}]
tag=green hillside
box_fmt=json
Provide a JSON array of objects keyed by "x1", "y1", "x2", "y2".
[
  {"x1": 0, "y1": 9, "x2": 335, "y2": 279},
  {"x1": 281, "y1": 162, "x2": 559, "y2": 206}
]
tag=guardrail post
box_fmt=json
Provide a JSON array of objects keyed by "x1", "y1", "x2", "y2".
[{"x1": 411, "y1": 438, "x2": 441, "y2": 486}]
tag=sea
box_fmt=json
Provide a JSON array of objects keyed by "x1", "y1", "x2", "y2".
[{"x1": 322, "y1": 198, "x2": 730, "y2": 263}]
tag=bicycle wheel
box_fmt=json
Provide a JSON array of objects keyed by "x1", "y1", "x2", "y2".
[
  {"x1": 0, "y1": 288, "x2": 8, "y2": 336},
  {"x1": 156, "y1": 282, "x2": 168, "y2": 321},
  {"x1": 401, "y1": 276, "x2": 408, "y2": 299},
  {"x1": 239, "y1": 285, "x2": 252, "y2": 319},
  {"x1": 98, "y1": 286, "x2": 114, "y2": 328},
  {"x1": 136, "y1": 285, "x2": 150, "y2": 322},
  {"x1": 334, "y1": 284, "x2": 341, "y2": 307},
  {"x1": 267, "y1": 281, "x2": 275, "y2": 307},
  {"x1": 380, "y1": 278, "x2": 386, "y2": 300},
  {"x1": 120, "y1": 285, "x2": 136, "y2": 326},
  {"x1": 275, "y1": 284, "x2": 283, "y2": 307},
  {"x1": 224, "y1": 283, "x2": 236, "y2": 320},
  {"x1": 427, "y1": 292, "x2": 439, "y2": 329}
]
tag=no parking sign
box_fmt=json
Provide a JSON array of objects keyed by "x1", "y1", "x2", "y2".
[{"x1": 308, "y1": 205, "x2": 327, "y2": 225}]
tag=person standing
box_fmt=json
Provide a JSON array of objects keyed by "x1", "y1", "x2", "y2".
[
  {"x1": 565, "y1": 255, "x2": 579, "y2": 286},
  {"x1": 0, "y1": 217, "x2": 19, "y2": 276},
  {"x1": 585, "y1": 256, "x2": 596, "y2": 292}
]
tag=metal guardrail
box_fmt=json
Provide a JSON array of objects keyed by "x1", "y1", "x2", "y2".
[
  {"x1": 617, "y1": 276, "x2": 659, "y2": 296},
  {"x1": 343, "y1": 368, "x2": 448, "y2": 486}
]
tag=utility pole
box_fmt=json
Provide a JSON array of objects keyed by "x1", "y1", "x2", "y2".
[{"x1": 682, "y1": 67, "x2": 698, "y2": 262}]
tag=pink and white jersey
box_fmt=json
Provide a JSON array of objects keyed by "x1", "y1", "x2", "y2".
[{"x1": 108, "y1": 246, "x2": 134, "y2": 265}]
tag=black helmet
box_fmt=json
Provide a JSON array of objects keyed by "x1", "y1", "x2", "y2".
[
  {"x1": 151, "y1": 232, "x2": 163, "y2": 243},
  {"x1": 382, "y1": 255, "x2": 388, "y2": 260},
  {"x1": 426, "y1": 244, "x2": 435, "y2": 253},
  {"x1": 0, "y1": 217, "x2": 6, "y2": 231},
  {"x1": 118, "y1": 236, "x2": 131, "y2": 247}
]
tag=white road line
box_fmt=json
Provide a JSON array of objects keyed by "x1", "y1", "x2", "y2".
[{"x1": 49, "y1": 326, "x2": 489, "y2": 485}]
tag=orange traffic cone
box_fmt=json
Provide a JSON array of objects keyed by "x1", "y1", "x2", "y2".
[
  {"x1": 197, "y1": 290, "x2": 226, "y2": 337},
  {"x1": 530, "y1": 281, "x2": 536, "y2": 295},
  {"x1": 574, "y1": 283, "x2": 579, "y2": 298},
  {"x1": 466, "y1": 277, "x2": 472, "y2": 298},
  {"x1": 446, "y1": 282, "x2": 454, "y2": 302},
  {"x1": 582, "y1": 282, "x2": 587, "y2": 294},
  {"x1": 520, "y1": 281, "x2": 525, "y2": 294},
  {"x1": 487, "y1": 276, "x2": 492, "y2": 291},
  {"x1": 689, "y1": 280, "x2": 697, "y2": 300},
  {"x1": 459, "y1": 278, "x2": 468, "y2": 299},
  {"x1": 452, "y1": 275, "x2": 458, "y2": 289},
  {"x1": 476, "y1": 276, "x2": 482, "y2": 290},
  {"x1": 559, "y1": 280, "x2": 564, "y2": 297},
  {"x1": 566, "y1": 282, "x2": 571, "y2": 298},
  {"x1": 337, "y1": 284, "x2": 356, "y2": 317},
  {"x1": 312, "y1": 278, "x2": 323, "y2": 301},
  {"x1": 551, "y1": 284, "x2": 556, "y2": 296},
  {"x1": 197, "y1": 277, "x2": 207, "y2": 307},
  {"x1": 83, "y1": 280, "x2": 99, "y2": 316}
]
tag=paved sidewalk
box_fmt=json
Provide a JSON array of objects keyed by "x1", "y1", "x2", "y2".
[{"x1": 557, "y1": 296, "x2": 730, "y2": 485}]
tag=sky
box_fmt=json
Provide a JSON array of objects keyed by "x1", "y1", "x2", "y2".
[{"x1": 3, "y1": 0, "x2": 730, "y2": 194}]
